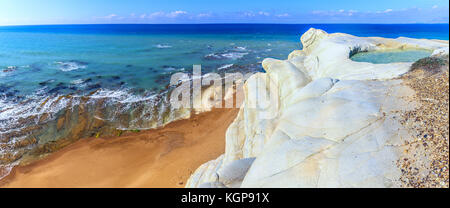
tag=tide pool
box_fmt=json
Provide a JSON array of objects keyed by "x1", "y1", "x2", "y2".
[{"x1": 351, "y1": 49, "x2": 432, "y2": 64}]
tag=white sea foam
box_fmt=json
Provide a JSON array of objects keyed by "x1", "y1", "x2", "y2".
[
  {"x1": 164, "y1": 67, "x2": 177, "y2": 71},
  {"x1": 70, "y1": 79, "x2": 84, "y2": 85},
  {"x1": 55, "y1": 61, "x2": 87, "y2": 72},
  {"x1": 87, "y1": 88, "x2": 158, "y2": 104},
  {"x1": 0, "y1": 93, "x2": 71, "y2": 134},
  {"x1": 218, "y1": 64, "x2": 234, "y2": 70},
  {"x1": 205, "y1": 52, "x2": 248, "y2": 60},
  {"x1": 156, "y1": 44, "x2": 172, "y2": 49},
  {"x1": 234, "y1": 46, "x2": 247, "y2": 51},
  {"x1": 1, "y1": 66, "x2": 17, "y2": 76},
  {"x1": 221, "y1": 52, "x2": 248, "y2": 60}
]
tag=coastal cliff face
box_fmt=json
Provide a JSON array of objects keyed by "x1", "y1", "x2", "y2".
[{"x1": 186, "y1": 28, "x2": 449, "y2": 188}]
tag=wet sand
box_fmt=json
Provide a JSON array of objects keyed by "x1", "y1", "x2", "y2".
[{"x1": 0, "y1": 108, "x2": 239, "y2": 188}]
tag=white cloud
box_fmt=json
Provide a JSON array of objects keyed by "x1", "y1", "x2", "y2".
[
  {"x1": 258, "y1": 11, "x2": 270, "y2": 16},
  {"x1": 139, "y1": 11, "x2": 188, "y2": 19},
  {"x1": 243, "y1": 12, "x2": 255, "y2": 17},
  {"x1": 197, "y1": 13, "x2": 212, "y2": 18},
  {"x1": 276, "y1": 13, "x2": 290, "y2": 17},
  {"x1": 311, "y1": 10, "x2": 324, "y2": 14},
  {"x1": 88, "y1": 7, "x2": 448, "y2": 24},
  {"x1": 103, "y1": 14, "x2": 117, "y2": 19},
  {"x1": 432, "y1": 5, "x2": 438, "y2": 9},
  {"x1": 375, "y1": 9, "x2": 393, "y2": 13},
  {"x1": 149, "y1": 11, "x2": 165, "y2": 18},
  {"x1": 166, "y1": 11, "x2": 188, "y2": 18}
]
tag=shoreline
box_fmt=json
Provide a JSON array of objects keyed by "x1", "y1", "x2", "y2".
[{"x1": 0, "y1": 107, "x2": 239, "y2": 188}]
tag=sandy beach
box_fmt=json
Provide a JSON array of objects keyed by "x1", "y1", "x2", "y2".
[{"x1": 0, "y1": 108, "x2": 239, "y2": 188}]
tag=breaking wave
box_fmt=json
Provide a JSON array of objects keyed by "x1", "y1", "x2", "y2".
[
  {"x1": 55, "y1": 61, "x2": 87, "y2": 72},
  {"x1": 155, "y1": 44, "x2": 172, "y2": 49},
  {"x1": 0, "y1": 86, "x2": 191, "y2": 179}
]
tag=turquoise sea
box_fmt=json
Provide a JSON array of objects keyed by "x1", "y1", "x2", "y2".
[{"x1": 0, "y1": 24, "x2": 448, "y2": 176}]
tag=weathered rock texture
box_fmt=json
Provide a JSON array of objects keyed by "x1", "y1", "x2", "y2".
[{"x1": 186, "y1": 28, "x2": 449, "y2": 188}]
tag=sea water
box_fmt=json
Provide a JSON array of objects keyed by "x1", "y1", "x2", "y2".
[
  {"x1": 0, "y1": 24, "x2": 448, "y2": 177},
  {"x1": 351, "y1": 49, "x2": 433, "y2": 64}
]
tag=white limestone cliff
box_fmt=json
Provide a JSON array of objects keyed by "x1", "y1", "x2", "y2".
[{"x1": 186, "y1": 28, "x2": 449, "y2": 188}]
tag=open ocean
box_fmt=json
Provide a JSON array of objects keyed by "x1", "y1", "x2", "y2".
[{"x1": 0, "y1": 24, "x2": 448, "y2": 177}]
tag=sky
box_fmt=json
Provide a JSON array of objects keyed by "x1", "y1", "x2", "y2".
[{"x1": 0, "y1": 0, "x2": 449, "y2": 25}]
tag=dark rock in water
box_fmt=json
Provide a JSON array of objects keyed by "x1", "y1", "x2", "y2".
[
  {"x1": 69, "y1": 86, "x2": 78, "y2": 91},
  {"x1": 56, "y1": 82, "x2": 65, "y2": 87},
  {"x1": 111, "y1": 76, "x2": 121, "y2": 80},
  {"x1": 131, "y1": 88, "x2": 145, "y2": 94},
  {"x1": 126, "y1": 64, "x2": 133, "y2": 68},
  {"x1": 84, "y1": 78, "x2": 93, "y2": 83},
  {"x1": 2, "y1": 68, "x2": 16, "y2": 73},
  {"x1": 161, "y1": 65, "x2": 178, "y2": 69},
  {"x1": 5, "y1": 91, "x2": 15, "y2": 97},
  {"x1": 96, "y1": 75, "x2": 103, "y2": 79},
  {"x1": 39, "y1": 79, "x2": 55, "y2": 86},
  {"x1": 3, "y1": 65, "x2": 18, "y2": 72},
  {"x1": 30, "y1": 64, "x2": 42, "y2": 72},
  {"x1": 111, "y1": 81, "x2": 125, "y2": 88},
  {"x1": 86, "y1": 83, "x2": 101, "y2": 91},
  {"x1": 155, "y1": 74, "x2": 170, "y2": 85},
  {"x1": 48, "y1": 86, "x2": 68, "y2": 94},
  {"x1": 0, "y1": 85, "x2": 10, "y2": 93}
]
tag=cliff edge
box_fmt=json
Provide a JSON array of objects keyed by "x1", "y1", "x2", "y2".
[{"x1": 186, "y1": 28, "x2": 449, "y2": 188}]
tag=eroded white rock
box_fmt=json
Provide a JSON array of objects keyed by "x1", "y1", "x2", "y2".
[{"x1": 186, "y1": 28, "x2": 449, "y2": 188}]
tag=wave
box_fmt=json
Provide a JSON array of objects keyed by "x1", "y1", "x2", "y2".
[
  {"x1": 70, "y1": 79, "x2": 85, "y2": 85},
  {"x1": 155, "y1": 44, "x2": 172, "y2": 49},
  {"x1": 2, "y1": 66, "x2": 17, "y2": 73},
  {"x1": 55, "y1": 61, "x2": 87, "y2": 72},
  {"x1": 204, "y1": 46, "x2": 250, "y2": 60},
  {"x1": 234, "y1": 46, "x2": 247, "y2": 51},
  {"x1": 0, "y1": 61, "x2": 261, "y2": 180},
  {"x1": 1, "y1": 66, "x2": 18, "y2": 77},
  {"x1": 204, "y1": 52, "x2": 248, "y2": 60},
  {"x1": 0, "y1": 85, "x2": 195, "y2": 179},
  {"x1": 218, "y1": 64, "x2": 234, "y2": 70}
]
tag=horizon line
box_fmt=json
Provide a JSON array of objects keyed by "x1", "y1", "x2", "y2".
[{"x1": 1, "y1": 22, "x2": 449, "y2": 27}]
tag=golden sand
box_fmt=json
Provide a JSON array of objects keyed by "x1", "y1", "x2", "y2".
[{"x1": 0, "y1": 108, "x2": 239, "y2": 188}]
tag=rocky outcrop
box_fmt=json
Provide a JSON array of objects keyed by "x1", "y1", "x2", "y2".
[{"x1": 186, "y1": 28, "x2": 449, "y2": 188}]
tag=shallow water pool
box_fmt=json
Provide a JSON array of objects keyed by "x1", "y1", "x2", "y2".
[{"x1": 350, "y1": 49, "x2": 432, "y2": 64}]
